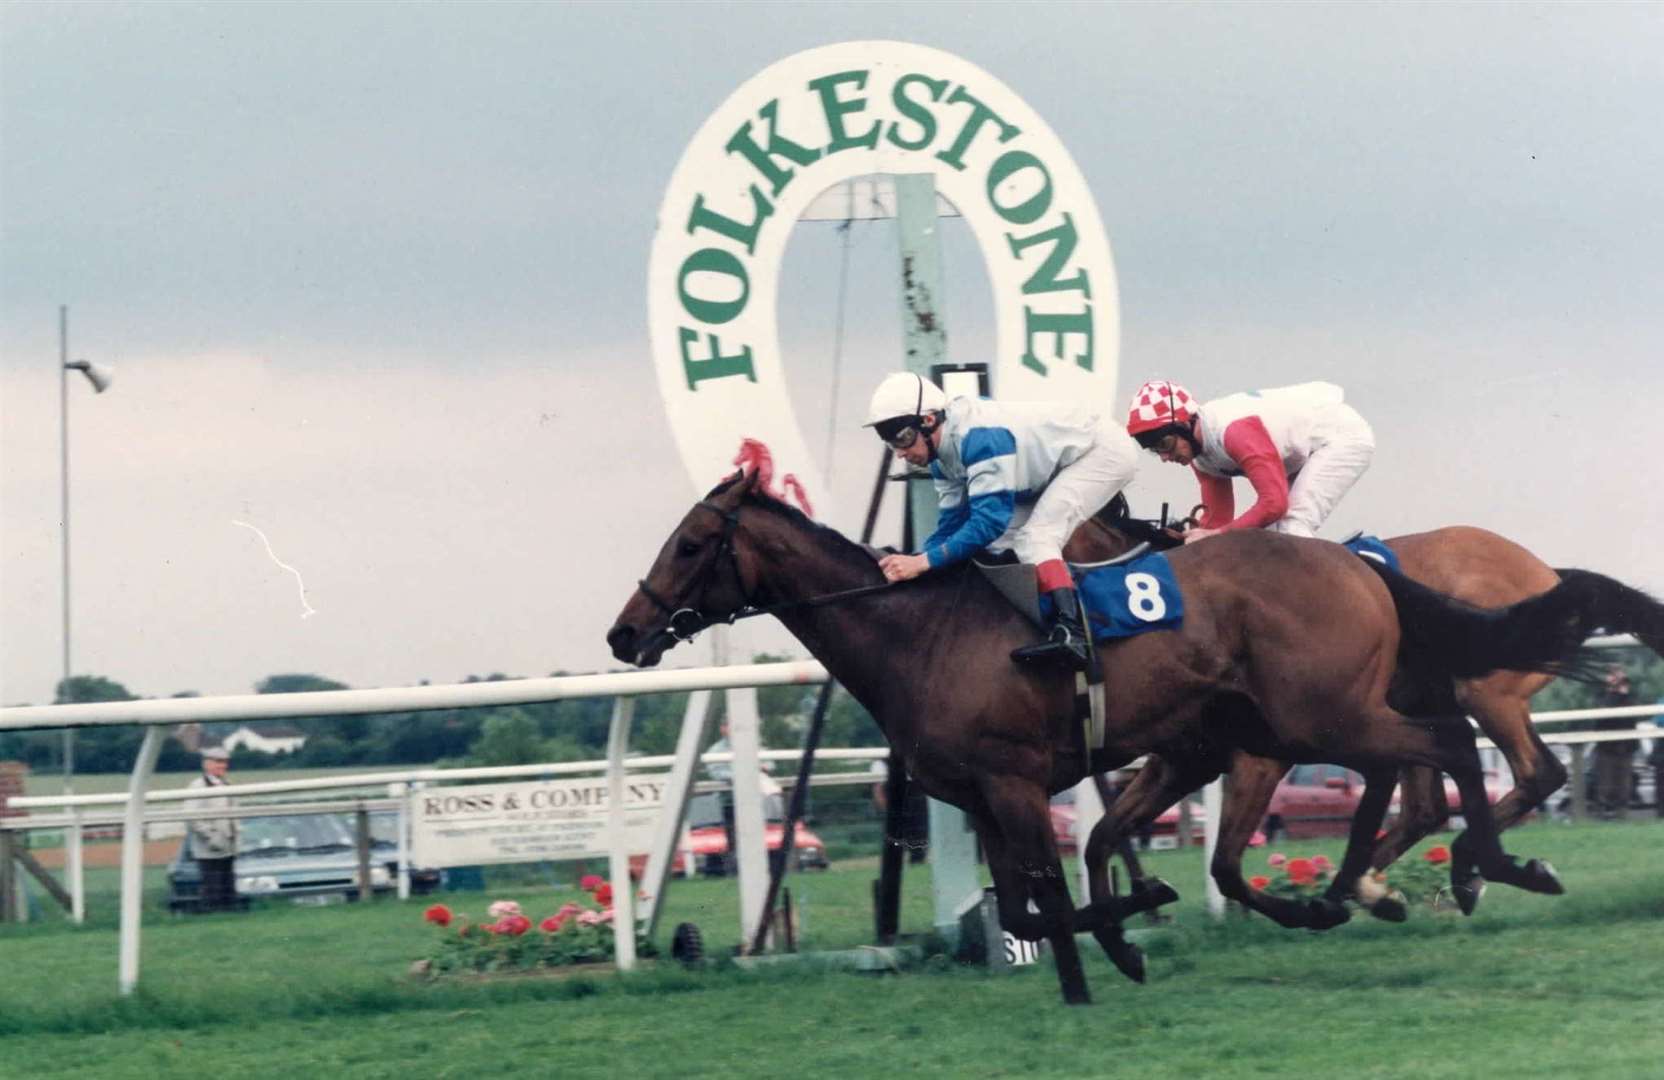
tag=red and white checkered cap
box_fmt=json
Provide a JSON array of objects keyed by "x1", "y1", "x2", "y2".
[{"x1": 1125, "y1": 380, "x2": 1198, "y2": 436}]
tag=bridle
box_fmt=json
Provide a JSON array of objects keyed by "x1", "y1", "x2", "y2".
[
  {"x1": 635, "y1": 501, "x2": 749, "y2": 643},
  {"x1": 635, "y1": 499, "x2": 906, "y2": 644}
]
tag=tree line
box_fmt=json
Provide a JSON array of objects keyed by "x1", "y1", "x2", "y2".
[{"x1": 0, "y1": 657, "x2": 887, "y2": 775}]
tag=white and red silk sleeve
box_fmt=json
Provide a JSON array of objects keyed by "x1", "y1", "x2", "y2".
[
  {"x1": 1216, "y1": 416, "x2": 1290, "y2": 531},
  {"x1": 1192, "y1": 468, "x2": 1235, "y2": 529}
]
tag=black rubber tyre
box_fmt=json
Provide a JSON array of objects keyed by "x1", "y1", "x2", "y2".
[{"x1": 671, "y1": 921, "x2": 705, "y2": 966}]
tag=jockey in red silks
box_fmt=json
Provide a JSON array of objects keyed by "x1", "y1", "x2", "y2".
[
  {"x1": 1126, "y1": 380, "x2": 1375, "y2": 543},
  {"x1": 865, "y1": 371, "x2": 1141, "y2": 672}
]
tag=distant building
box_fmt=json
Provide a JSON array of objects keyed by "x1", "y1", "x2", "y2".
[{"x1": 218, "y1": 723, "x2": 309, "y2": 756}]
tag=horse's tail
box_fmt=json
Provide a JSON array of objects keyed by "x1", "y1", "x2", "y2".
[
  {"x1": 1362, "y1": 560, "x2": 1623, "y2": 683},
  {"x1": 1551, "y1": 567, "x2": 1664, "y2": 661}
]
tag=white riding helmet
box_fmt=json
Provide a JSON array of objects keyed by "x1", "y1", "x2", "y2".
[{"x1": 865, "y1": 372, "x2": 947, "y2": 428}]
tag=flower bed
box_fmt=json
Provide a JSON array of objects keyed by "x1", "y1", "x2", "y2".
[
  {"x1": 1250, "y1": 844, "x2": 1455, "y2": 912},
  {"x1": 414, "y1": 875, "x2": 654, "y2": 978}
]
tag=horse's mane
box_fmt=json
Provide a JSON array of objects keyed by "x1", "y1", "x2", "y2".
[
  {"x1": 705, "y1": 472, "x2": 888, "y2": 574},
  {"x1": 1092, "y1": 493, "x2": 1182, "y2": 550}
]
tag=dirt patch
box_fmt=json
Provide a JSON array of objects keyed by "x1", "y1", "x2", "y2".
[{"x1": 27, "y1": 838, "x2": 178, "y2": 869}]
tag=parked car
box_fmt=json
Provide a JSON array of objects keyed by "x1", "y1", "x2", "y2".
[
  {"x1": 635, "y1": 787, "x2": 830, "y2": 878},
  {"x1": 167, "y1": 811, "x2": 439, "y2": 911},
  {"x1": 1049, "y1": 786, "x2": 1208, "y2": 855},
  {"x1": 1260, "y1": 764, "x2": 1515, "y2": 841}
]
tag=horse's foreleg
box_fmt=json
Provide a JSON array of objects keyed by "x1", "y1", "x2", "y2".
[
  {"x1": 977, "y1": 775, "x2": 1092, "y2": 1006},
  {"x1": 1323, "y1": 767, "x2": 1407, "y2": 922},
  {"x1": 1080, "y1": 756, "x2": 1199, "y2": 982},
  {"x1": 1370, "y1": 765, "x2": 1450, "y2": 871}
]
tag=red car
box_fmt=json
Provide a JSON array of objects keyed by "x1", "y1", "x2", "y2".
[
  {"x1": 1262, "y1": 763, "x2": 1516, "y2": 841},
  {"x1": 630, "y1": 789, "x2": 830, "y2": 878},
  {"x1": 1049, "y1": 786, "x2": 1208, "y2": 854}
]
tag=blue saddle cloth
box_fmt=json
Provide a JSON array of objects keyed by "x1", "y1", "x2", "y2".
[
  {"x1": 1042, "y1": 550, "x2": 1185, "y2": 642},
  {"x1": 1341, "y1": 533, "x2": 1401, "y2": 573}
]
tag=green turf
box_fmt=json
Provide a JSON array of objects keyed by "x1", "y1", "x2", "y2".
[{"x1": 1, "y1": 819, "x2": 1660, "y2": 1078}]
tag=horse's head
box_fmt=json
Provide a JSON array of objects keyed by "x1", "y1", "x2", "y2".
[{"x1": 606, "y1": 468, "x2": 766, "y2": 667}]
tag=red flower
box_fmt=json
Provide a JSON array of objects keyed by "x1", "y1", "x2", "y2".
[
  {"x1": 504, "y1": 914, "x2": 533, "y2": 936},
  {"x1": 1286, "y1": 858, "x2": 1317, "y2": 885},
  {"x1": 593, "y1": 882, "x2": 614, "y2": 906},
  {"x1": 579, "y1": 874, "x2": 604, "y2": 892},
  {"x1": 424, "y1": 904, "x2": 453, "y2": 927},
  {"x1": 540, "y1": 915, "x2": 565, "y2": 933},
  {"x1": 1424, "y1": 845, "x2": 1451, "y2": 865},
  {"x1": 1249, "y1": 875, "x2": 1271, "y2": 890}
]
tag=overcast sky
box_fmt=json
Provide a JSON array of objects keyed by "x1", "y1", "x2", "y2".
[{"x1": 3, "y1": 2, "x2": 1661, "y2": 706}]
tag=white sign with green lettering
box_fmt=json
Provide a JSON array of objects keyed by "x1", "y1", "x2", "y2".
[{"x1": 648, "y1": 40, "x2": 1120, "y2": 513}]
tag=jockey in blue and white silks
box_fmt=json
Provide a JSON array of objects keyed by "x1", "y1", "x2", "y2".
[{"x1": 864, "y1": 372, "x2": 1140, "y2": 671}]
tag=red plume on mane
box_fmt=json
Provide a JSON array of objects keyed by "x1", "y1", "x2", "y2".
[{"x1": 732, "y1": 438, "x2": 816, "y2": 519}]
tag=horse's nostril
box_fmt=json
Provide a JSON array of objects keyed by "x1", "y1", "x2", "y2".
[{"x1": 606, "y1": 625, "x2": 635, "y2": 653}]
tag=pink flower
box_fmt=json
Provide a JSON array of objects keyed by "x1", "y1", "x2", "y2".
[
  {"x1": 597, "y1": 908, "x2": 615, "y2": 924},
  {"x1": 487, "y1": 900, "x2": 523, "y2": 919},
  {"x1": 577, "y1": 910, "x2": 601, "y2": 927},
  {"x1": 1267, "y1": 853, "x2": 1288, "y2": 869},
  {"x1": 424, "y1": 904, "x2": 453, "y2": 927},
  {"x1": 1249, "y1": 875, "x2": 1271, "y2": 890},
  {"x1": 1286, "y1": 858, "x2": 1317, "y2": 886},
  {"x1": 1425, "y1": 845, "x2": 1451, "y2": 865},
  {"x1": 593, "y1": 882, "x2": 614, "y2": 906},
  {"x1": 579, "y1": 874, "x2": 604, "y2": 892},
  {"x1": 557, "y1": 902, "x2": 583, "y2": 918},
  {"x1": 540, "y1": 915, "x2": 565, "y2": 933},
  {"x1": 1311, "y1": 855, "x2": 1333, "y2": 871}
]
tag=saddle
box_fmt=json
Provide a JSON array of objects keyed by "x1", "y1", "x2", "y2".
[{"x1": 974, "y1": 545, "x2": 1167, "y2": 759}]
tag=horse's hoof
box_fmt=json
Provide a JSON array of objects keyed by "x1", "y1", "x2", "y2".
[
  {"x1": 1522, "y1": 859, "x2": 1565, "y2": 896},
  {"x1": 1136, "y1": 877, "x2": 1180, "y2": 909},
  {"x1": 1306, "y1": 898, "x2": 1352, "y2": 931},
  {"x1": 1367, "y1": 891, "x2": 1409, "y2": 923},
  {"x1": 1105, "y1": 940, "x2": 1147, "y2": 984},
  {"x1": 1453, "y1": 878, "x2": 1487, "y2": 916}
]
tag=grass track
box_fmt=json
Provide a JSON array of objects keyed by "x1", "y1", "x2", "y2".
[{"x1": 2, "y1": 819, "x2": 1661, "y2": 1078}]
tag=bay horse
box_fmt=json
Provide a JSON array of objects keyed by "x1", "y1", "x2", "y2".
[
  {"x1": 607, "y1": 469, "x2": 1606, "y2": 1004},
  {"x1": 1065, "y1": 509, "x2": 1664, "y2": 943}
]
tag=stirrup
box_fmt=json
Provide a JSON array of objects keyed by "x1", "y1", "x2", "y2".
[{"x1": 1011, "y1": 629, "x2": 1090, "y2": 670}]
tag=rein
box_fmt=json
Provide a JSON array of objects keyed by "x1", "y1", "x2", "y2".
[{"x1": 636, "y1": 500, "x2": 908, "y2": 644}]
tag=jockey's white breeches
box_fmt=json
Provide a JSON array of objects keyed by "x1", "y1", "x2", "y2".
[
  {"x1": 1270, "y1": 403, "x2": 1375, "y2": 538},
  {"x1": 989, "y1": 422, "x2": 1141, "y2": 565}
]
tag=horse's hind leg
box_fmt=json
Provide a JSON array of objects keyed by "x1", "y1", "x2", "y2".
[
  {"x1": 1210, "y1": 752, "x2": 1348, "y2": 930},
  {"x1": 976, "y1": 776, "x2": 1092, "y2": 1006},
  {"x1": 1460, "y1": 678, "x2": 1565, "y2": 832}
]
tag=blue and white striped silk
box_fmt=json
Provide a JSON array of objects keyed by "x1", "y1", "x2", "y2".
[{"x1": 921, "y1": 396, "x2": 1106, "y2": 568}]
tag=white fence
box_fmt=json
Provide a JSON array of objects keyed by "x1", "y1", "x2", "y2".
[{"x1": 0, "y1": 658, "x2": 832, "y2": 994}]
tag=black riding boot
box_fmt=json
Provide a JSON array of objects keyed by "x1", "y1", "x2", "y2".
[{"x1": 1011, "y1": 587, "x2": 1091, "y2": 671}]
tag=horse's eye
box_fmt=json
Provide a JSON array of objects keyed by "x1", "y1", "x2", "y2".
[{"x1": 677, "y1": 540, "x2": 701, "y2": 557}]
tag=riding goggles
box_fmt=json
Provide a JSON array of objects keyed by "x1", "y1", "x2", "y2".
[{"x1": 874, "y1": 416, "x2": 922, "y2": 450}]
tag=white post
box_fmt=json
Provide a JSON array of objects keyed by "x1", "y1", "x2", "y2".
[
  {"x1": 394, "y1": 782, "x2": 411, "y2": 901},
  {"x1": 1072, "y1": 776, "x2": 1106, "y2": 903},
  {"x1": 68, "y1": 808, "x2": 85, "y2": 924},
  {"x1": 635, "y1": 687, "x2": 715, "y2": 937},
  {"x1": 1202, "y1": 777, "x2": 1224, "y2": 919},
  {"x1": 725, "y1": 684, "x2": 769, "y2": 951},
  {"x1": 118, "y1": 726, "x2": 165, "y2": 994},
  {"x1": 605, "y1": 697, "x2": 637, "y2": 972}
]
